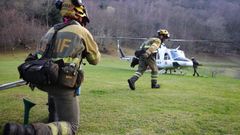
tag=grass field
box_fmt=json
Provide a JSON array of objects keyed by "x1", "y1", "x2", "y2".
[{"x1": 0, "y1": 52, "x2": 240, "y2": 135}]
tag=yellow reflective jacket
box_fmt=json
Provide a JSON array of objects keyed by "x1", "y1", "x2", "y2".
[
  {"x1": 140, "y1": 38, "x2": 161, "y2": 54},
  {"x1": 37, "y1": 21, "x2": 100, "y2": 66}
]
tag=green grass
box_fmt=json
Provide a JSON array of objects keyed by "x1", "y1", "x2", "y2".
[{"x1": 0, "y1": 53, "x2": 240, "y2": 135}]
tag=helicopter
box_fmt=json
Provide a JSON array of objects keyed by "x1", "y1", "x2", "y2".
[
  {"x1": 116, "y1": 40, "x2": 193, "y2": 74},
  {"x1": 95, "y1": 36, "x2": 239, "y2": 74}
]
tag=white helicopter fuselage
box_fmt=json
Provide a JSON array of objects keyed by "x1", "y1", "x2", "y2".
[{"x1": 156, "y1": 45, "x2": 193, "y2": 69}]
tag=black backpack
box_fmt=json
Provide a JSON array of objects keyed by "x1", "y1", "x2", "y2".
[{"x1": 18, "y1": 58, "x2": 59, "y2": 85}]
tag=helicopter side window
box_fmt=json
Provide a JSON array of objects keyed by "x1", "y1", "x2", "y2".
[{"x1": 164, "y1": 53, "x2": 170, "y2": 60}]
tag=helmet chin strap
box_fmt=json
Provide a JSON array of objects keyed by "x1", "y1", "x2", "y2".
[
  {"x1": 63, "y1": 17, "x2": 86, "y2": 27},
  {"x1": 160, "y1": 36, "x2": 168, "y2": 43},
  {"x1": 63, "y1": 17, "x2": 71, "y2": 24}
]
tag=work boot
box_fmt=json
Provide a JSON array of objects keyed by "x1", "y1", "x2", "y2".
[
  {"x1": 3, "y1": 123, "x2": 35, "y2": 135},
  {"x1": 151, "y1": 80, "x2": 160, "y2": 89},
  {"x1": 128, "y1": 76, "x2": 139, "y2": 90}
]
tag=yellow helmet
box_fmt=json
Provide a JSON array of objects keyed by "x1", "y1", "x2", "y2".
[
  {"x1": 60, "y1": 0, "x2": 89, "y2": 24},
  {"x1": 157, "y1": 29, "x2": 170, "y2": 38}
]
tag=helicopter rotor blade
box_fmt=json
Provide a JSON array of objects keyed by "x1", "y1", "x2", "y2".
[
  {"x1": 94, "y1": 36, "x2": 147, "y2": 40},
  {"x1": 94, "y1": 36, "x2": 240, "y2": 44},
  {"x1": 168, "y1": 39, "x2": 239, "y2": 44}
]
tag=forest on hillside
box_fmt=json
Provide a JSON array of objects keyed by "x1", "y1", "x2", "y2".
[{"x1": 0, "y1": 0, "x2": 239, "y2": 55}]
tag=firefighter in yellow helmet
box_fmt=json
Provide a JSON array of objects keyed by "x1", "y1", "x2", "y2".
[
  {"x1": 3, "y1": 0, "x2": 100, "y2": 134},
  {"x1": 128, "y1": 29, "x2": 170, "y2": 90}
]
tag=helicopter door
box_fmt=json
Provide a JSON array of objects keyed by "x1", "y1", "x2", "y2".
[{"x1": 163, "y1": 53, "x2": 172, "y2": 68}]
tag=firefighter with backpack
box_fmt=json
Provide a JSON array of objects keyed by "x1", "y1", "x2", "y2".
[
  {"x1": 3, "y1": 0, "x2": 100, "y2": 134},
  {"x1": 128, "y1": 29, "x2": 170, "y2": 90}
]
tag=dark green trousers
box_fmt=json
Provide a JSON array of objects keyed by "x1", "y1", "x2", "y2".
[
  {"x1": 36, "y1": 85, "x2": 80, "y2": 135},
  {"x1": 134, "y1": 55, "x2": 158, "y2": 80}
]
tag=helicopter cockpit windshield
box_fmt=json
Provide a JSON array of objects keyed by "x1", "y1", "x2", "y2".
[{"x1": 170, "y1": 50, "x2": 189, "y2": 61}]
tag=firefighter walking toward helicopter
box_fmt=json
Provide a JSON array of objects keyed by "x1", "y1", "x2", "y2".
[{"x1": 128, "y1": 29, "x2": 170, "y2": 90}]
